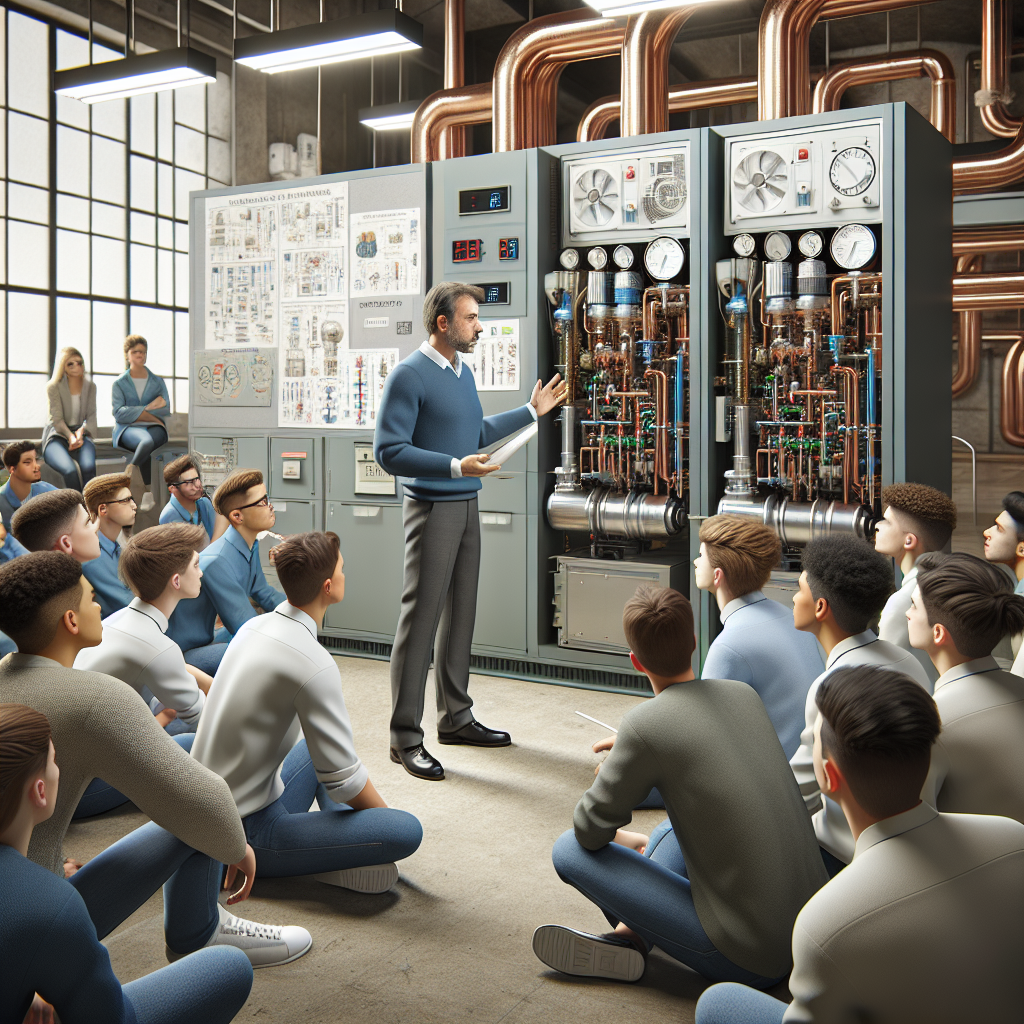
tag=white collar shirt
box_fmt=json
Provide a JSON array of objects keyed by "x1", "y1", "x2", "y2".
[
  {"x1": 719, "y1": 590, "x2": 768, "y2": 624},
  {"x1": 877, "y1": 565, "x2": 937, "y2": 685},
  {"x1": 419, "y1": 339, "x2": 464, "y2": 378}
]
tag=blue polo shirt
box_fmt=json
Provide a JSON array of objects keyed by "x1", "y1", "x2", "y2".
[
  {"x1": 0, "y1": 479, "x2": 57, "y2": 531},
  {"x1": 81, "y1": 532, "x2": 135, "y2": 619},
  {"x1": 166, "y1": 525, "x2": 285, "y2": 653},
  {"x1": 159, "y1": 493, "x2": 216, "y2": 540}
]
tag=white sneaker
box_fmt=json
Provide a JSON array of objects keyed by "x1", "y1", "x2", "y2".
[
  {"x1": 167, "y1": 904, "x2": 312, "y2": 968},
  {"x1": 532, "y1": 924, "x2": 646, "y2": 982},
  {"x1": 314, "y1": 862, "x2": 399, "y2": 893},
  {"x1": 139, "y1": 492, "x2": 155, "y2": 512}
]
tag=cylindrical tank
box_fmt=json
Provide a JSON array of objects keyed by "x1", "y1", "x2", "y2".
[
  {"x1": 764, "y1": 261, "x2": 793, "y2": 314},
  {"x1": 587, "y1": 272, "x2": 611, "y2": 305},
  {"x1": 796, "y1": 259, "x2": 828, "y2": 311},
  {"x1": 717, "y1": 494, "x2": 875, "y2": 544},
  {"x1": 547, "y1": 487, "x2": 684, "y2": 539},
  {"x1": 613, "y1": 271, "x2": 643, "y2": 305}
]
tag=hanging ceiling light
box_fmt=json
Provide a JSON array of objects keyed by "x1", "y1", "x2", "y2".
[
  {"x1": 54, "y1": 47, "x2": 217, "y2": 103},
  {"x1": 584, "y1": 0, "x2": 706, "y2": 16},
  {"x1": 358, "y1": 99, "x2": 420, "y2": 131},
  {"x1": 234, "y1": 10, "x2": 423, "y2": 74}
]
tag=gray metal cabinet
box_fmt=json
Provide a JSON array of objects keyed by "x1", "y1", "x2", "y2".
[
  {"x1": 324, "y1": 434, "x2": 398, "y2": 504},
  {"x1": 258, "y1": 499, "x2": 318, "y2": 572},
  {"x1": 269, "y1": 436, "x2": 318, "y2": 499},
  {"x1": 191, "y1": 435, "x2": 269, "y2": 485},
  {"x1": 474, "y1": 511, "x2": 527, "y2": 653},
  {"x1": 476, "y1": 445, "x2": 527, "y2": 514},
  {"x1": 323, "y1": 501, "x2": 405, "y2": 638}
]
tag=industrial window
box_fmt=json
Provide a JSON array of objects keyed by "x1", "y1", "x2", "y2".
[{"x1": 0, "y1": 5, "x2": 230, "y2": 431}]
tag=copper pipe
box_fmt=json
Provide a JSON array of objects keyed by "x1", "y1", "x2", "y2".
[
  {"x1": 830, "y1": 274, "x2": 882, "y2": 329},
  {"x1": 953, "y1": 255, "x2": 983, "y2": 400},
  {"x1": 952, "y1": 272, "x2": 1024, "y2": 311},
  {"x1": 620, "y1": 6, "x2": 701, "y2": 137},
  {"x1": 952, "y1": 226, "x2": 1024, "y2": 256},
  {"x1": 1002, "y1": 338, "x2": 1024, "y2": 447},
  {"x1": 492, "y1": 10, "x2": 624, "y2": 153},
  {"x1": 979, "y1": 0, "x2": 1022, "y2": 139},
  {"x1": 831, "y1": 366, "x2": 861, "y2": 500},
  {"x1": 644, "y1": 368, "x2": 670, "y2": 484},
  {"x1": 812, "y1": 49, "x2": 956, "y2": 142},
  {"x1": 954, "y1": 119, "x2": 1024, "y2": 192},
  {"x1": 579, "y1": 75, "x2": 758, "y2": 142},
  {"x1": 439, "y1": 0, "x2": 466, "y2": 159},
  {"x1": 410, "y1": 83, "x2": 491, "y2": 164}
]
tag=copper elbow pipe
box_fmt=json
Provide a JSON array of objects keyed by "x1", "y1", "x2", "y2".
[
  {"x1": 951, "y1": 272, "x2": 1024, "y2": 311},
  {"x1": 954, "y1": 119, "x2": 1024, "y2": 193},
  {"x1": 439, "y1": 0, "x2": 467, "y2": 159},
  {"x1": 579, "y1": 76, "x2": 758, "y2": 143},
  {"x1": 979, "y1": 0, "x2": 1023, "y2": 139},
  {"x1": 1001, "y1": 338, "x2": 1024, "y2": 447},
  {"x1": 952, "y1": 226, "x2": 1024, "y2": 256},
  {"x1": 410, "y1": 83, "x2": 491, "y2": 164},
  {"x1": 620, "y1": 6, "x2": 701, "y2": 137},
  {"x1": 492, "y1": 10, "x2": 625, "y2": 153},
  {"x1": 812, "y1": 49, "x2": 956, "y2": 142},
  {"x1": 953, "y1": 255, "x2": 983, "y2": 400}
]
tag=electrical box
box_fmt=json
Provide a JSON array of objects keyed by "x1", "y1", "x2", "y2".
[{"x1": 353, "y1": 442, "x2": 395, "y2": 496}]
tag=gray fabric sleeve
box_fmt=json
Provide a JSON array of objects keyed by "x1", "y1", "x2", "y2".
[
  {"x1": 141, "y1": 646, "x2": 205, "y2": 728},
  {"x1": 790, "y1": 676, "x2": 824, "y2": 816}
]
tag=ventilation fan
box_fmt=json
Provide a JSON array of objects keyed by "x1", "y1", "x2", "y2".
[
  {"x1": 733, "y1": 149, "x2": 789, "y2": 214},
  {"x1": 572, "y1": 167, "x2": 619, "y2": 227},
  {"x1": 642, "y1": 154, "x2": 687, "y2": 223}
]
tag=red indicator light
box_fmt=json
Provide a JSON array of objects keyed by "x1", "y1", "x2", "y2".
[
  {"x1": 797, "y1": 147, "x2": 809, "y2": 161},
  {"x1": 452, "y1": 239, "x2": 483, "y2": 263}
]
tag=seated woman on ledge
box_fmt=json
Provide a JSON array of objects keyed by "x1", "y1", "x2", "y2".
[{"x1": 43, "y1": 347, "x2": 98, "y2": 491}]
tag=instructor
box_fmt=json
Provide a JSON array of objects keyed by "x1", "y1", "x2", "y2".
[{"x1": 374, "y1": 282, "x2": 566, "y2": 780}]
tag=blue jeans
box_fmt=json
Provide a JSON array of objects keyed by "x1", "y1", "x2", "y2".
[
  {"x1": 238, "y1": 739, "x2": 423, "y2": 879},
  {"x1": 72, "y1": 734, "x2": 194, "y2": 819},
  {"x1": 43, "y1": 437, "x2": 96, "y2": 489},
  {"x1": 551, "y1": 821, "x2": 786, "y2": 987},
  {"x1": 117, "y1": 424, "x2": 168, "y2": 485},
  {"x1": 184, "y1": 643, "x2": 229, "y2": 675},
  {"x1": 695, "y1": 983, "x2": 788, "y2": 1024}
]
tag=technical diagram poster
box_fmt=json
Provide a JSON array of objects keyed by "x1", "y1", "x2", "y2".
[
  {"x1": 337, "y1": 348, "x2": 399, "y2": 428},
  {"x1": 463, "y1": 319, "x2": 520, "y2": 392},
  {"x1": 194, "y1": 349, "x2": 273, "y2": 407},
  {"x1": 350, "y1": 208, "x2": 420, "y2": 296}
]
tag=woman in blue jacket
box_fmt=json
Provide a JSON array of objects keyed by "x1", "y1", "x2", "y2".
[{"x1": 112, "y1": 335, "x2": 170, "y2": 512}]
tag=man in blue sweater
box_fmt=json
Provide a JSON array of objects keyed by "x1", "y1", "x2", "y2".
[{"x1": 374, "y1": 282, "x2": 566, "y2": 780}]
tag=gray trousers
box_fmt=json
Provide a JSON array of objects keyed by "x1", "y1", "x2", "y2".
[{"x1": 390, "y1": 496, "x2": 480, "y2": 748}]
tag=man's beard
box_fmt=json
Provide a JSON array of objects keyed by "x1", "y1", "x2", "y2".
[{"x1": 451, "y1": 331, "x2": 480, "y2": 354}]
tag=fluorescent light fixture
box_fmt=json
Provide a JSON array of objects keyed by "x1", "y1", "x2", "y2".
[
  {"x1": 359, "y1": 100, "x2": 420, "y2": 131},
  {"x1": 53, "y1": 47, "x2": 217, "y2": 103},
  {"x1": 234, "y1": 11, "x2": 423, "y2": 74},
  {"x1": 585, "y1": 0, "x2": 704, "y2": 15}
]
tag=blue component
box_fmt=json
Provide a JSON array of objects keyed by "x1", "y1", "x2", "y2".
[
  {"x1": 726, "y1": 283, "x2": 747, "y2": 315},
  {"x1": 490, "y1": 191, "x2": 502, "y2": 209},
  {"x1": 554, "y1": 292, "x2": 574, "y2": 320},
  {"x1": 640, "y1": 342, "x2": 655, "y2": 363},
  {"x1": 828, "y1": 334, "x2": 844, "y2": 364}
]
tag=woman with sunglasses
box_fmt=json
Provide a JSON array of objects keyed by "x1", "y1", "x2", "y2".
[
  {"x1": 43, "y1": 347, "x2": 98, "y2": 491},
  {"x1": 159, "y1": 454, "x2": 228, "y2": 541}
]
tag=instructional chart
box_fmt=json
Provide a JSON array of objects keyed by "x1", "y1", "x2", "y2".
[
  {"x1": 194, "y1": 349, "x2": 273, "y2": 407},
  {"x1": 350, "y1": 208, "x2": 421, "y2": 296},
  {"x1": 463, "y1": 319, "x2": 521, "y2": 392}
]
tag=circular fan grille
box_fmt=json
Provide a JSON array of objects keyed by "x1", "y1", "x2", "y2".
[
  {"x1": 643, "y1": 175, "x2": 687, "y2": 221},
  {"x1": 733, "y1": 149, "x2": 789, "y2": 214},
  {"x1": 572, "y1": 167, "x2": 619, "y2": 227}
]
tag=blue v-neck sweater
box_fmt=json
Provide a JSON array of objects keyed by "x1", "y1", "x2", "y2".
[{"x1": 374, "y1": 350, "x2": 534, "y2": 501}]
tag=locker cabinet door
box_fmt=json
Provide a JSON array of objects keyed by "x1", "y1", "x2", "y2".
[
  {"x1": 474, "y1": 511, "x2": 527, "y2": 653},
  {"x1": 258, "y1": 500, "x2": 317, "y2": 573},
  {"x1": 270, "y1": 436, "x2": 318, "y2": 498}
]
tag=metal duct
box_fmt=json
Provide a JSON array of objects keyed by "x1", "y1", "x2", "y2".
[{"x1": 979, "y1": 0, "x2": 1022, "y2": 139}]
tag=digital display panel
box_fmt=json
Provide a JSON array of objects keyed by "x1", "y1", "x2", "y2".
[
  {"x1": 498, "y1": 237, "x2": 519, "y2": 261},
  {"x1": 458, "y1": 185, "x2": 511, "y2": 215},
  {"x1": 452, "y1": 239, "x2": 483, "y2": 263},
  {"x1": 478, "y1": 282, "x2": 510, "y2": 305}
]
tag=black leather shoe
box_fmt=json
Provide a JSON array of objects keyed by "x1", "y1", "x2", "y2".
[
  {"x1": 390, "y1": 744, "x2": 445, "y2": 780},
  {"x1": 437, "y1": 720, "x2": 512, "y2": 747}
]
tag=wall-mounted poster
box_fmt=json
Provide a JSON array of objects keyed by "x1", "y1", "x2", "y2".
[
  {"x1": 463, "y1": 319, "x2": 520, "y2": 392},
  {"x1": 194, "y1": 349, "x2": 273, "y2": 406},
  {"x1": 350, "y1": 208, "x2": 421, "y2": 296}
]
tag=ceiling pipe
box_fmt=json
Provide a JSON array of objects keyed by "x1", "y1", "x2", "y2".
[
  {"x1": 492, "y1": 9, "x2": 625, "y2": 152},
  {"x1": 579, "y1": 75, "x2": 757, "y2": 142},
  {"x1": 952, "y1": 226, "x2": 1024, "y2": 255},
  {"x1": 951, "y1": 272, "x2": 1024, "y2": 311},
  {"x1": 411, "y1": 83, "x2": 490, "y2": 164},
  {"x1": 1001, "y1": 337, "x2": 1024, "y2": 447},
  {"x1": 979, "y1": 0, "x2": 1022, "y2": 139},
  {"x1": 438, "y1": 0, "x2": 466, "y2": 160},
  {"x1": 954, "y1": 118, "x2": 1024, "y2": 192},
  {"x1": 812, "y1": 49, "x2": 956, "y2": 142}
]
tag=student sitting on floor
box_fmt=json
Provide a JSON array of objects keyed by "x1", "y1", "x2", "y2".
[
  {"x1": 908, "y1": 551, "x2": 1024, "y2": 823},
  {"x1": 0, "y1": 521, "x2": 28, "y2": 659},
  {"x1": 76, "y1": 523, "x2": 213, "y2": 733},
  {"x1": 0, "y1": 441, "x2": 57, "y2": 532},
  {"x1": 192, "y1": 531, "x2": 422, "y2": 895},
  {"x1": 159, "y1": 454, "x2": 227, "y2": 541},
  {"x1": 695, "y1": 666, "x2": 1024, "y2": 1024},
  {"x1": 0, "y1": 703, "x2": 254, "y2": 1024},
  {"x1": 82, "y1": 470, "x2": 138, "y2": 619},
  {"x1": 0, "y1": 552, "x2": 311, "y2": 968},
  {"x1": 167, "y1": 469, "x2": 285, "y2": 676},
  {"x1": 872, "y1": 482, "x2": 958, "y2": 686},
  {"x1": 11, "y1": 487, "x2": 101, "y2": 565},
  {"x1": 533, "y1": 586, "x2": 827, "y2": 987},
  {"x1": 789, "y1": 535, "x2": 931, "y2": 874}
]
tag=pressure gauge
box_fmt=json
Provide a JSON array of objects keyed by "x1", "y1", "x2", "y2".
[
  {"x1": 798, "y1": 230, "x2": 823, "y2": 258},
  {"x1": 612, "y1": 244, "x2": 634, "y2": 269},
  {"x1": 764, "y1": 231, "x2": 792, "y2": 261},
  {"x1": 733, "y1": 233, "x2": 756, "y2": 257},
  {"x1": 644, "y1": 236, "x2": 685, "y2": 280},
  {"x1": 559, "y1": 248, "x2": 580, "y2": 270},
  {"x1": 829, "y1": 146, "x2": 876, "y2": 196},
  {"x1": 830, "y1": 223, "x2": 877, "y2": 269},
  {"x1": 587, "y1": 246, "x2": 609, "y2": 270}
]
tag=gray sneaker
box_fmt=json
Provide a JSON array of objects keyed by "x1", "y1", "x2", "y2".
[
  {"x1": 168, "y1": 904, "x2": 312, "y2": 968},
  {"x1": 314, "y1": 862, "x2": 399, "y2": 893},
  {"x1": 532, "y1": 924, "x2": 646, "y2": 982}
]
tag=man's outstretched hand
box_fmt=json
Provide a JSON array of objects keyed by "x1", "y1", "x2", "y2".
[{"x1": 530, "y1": 374, "x2": 569, "y2": 417}]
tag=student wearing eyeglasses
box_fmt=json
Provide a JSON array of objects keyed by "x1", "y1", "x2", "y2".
[
  {"x1": 159, "y1": 454, "x2": 229, "y2": 541},
  {"x1": 167, "y1": 470, "x2": 285, "y2": 676},
  {"x1": 81, "y1": 472, "x2": 137, "y2": 619}
]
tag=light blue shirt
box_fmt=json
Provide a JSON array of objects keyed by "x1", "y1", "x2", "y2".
[
  {"x1": 1, "y1": 531, "x2": 28, "y2": 563},
  {"x1": 166, "y1": 525, "x2": 285, "y2": 653},
  {"x1": 1016, "y1": 577, "x2": 1024, "y2": 596},
  {"x1": 81, "y1": 531, "x2": 134, "y2": 619},
  {"x1": 0, "y1": 479, "x2": 57, "y2": 531},
  {"x1": 159, "y1": 493, "x2": 216, "y2": 540},
  {"x1": 702, "y1": 591, "x2": 826, "y2": 760}
]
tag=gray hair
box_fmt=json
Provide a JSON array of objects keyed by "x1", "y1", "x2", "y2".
[{"x1": 422, "y1": 282, "x2": 484, "y2": 335}]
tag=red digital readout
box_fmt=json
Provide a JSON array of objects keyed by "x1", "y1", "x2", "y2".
[{"x1": 452, "y1": 239, "x2": 483, "y2": 262}]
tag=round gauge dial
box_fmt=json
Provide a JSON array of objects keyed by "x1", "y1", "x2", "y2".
[
  {"x1": 798, "y1": 230, "x2": 823, "y2": 258},
  {"x1": 644, "y1": 236, "x2": 685, "y2": 280},
  {"x1": 733, "y1": 233, "x2": 756, "y2": 257},
  {"x1": 612, "y1": 244, "x2": 634, "y2": 269},
  {"x1": 829, "y1": 146, "x2": 876, "y2": 197},
  {"x1": 764, "y1": 231, "x2": 792, "y2": 261},
  {"x1": 587, "y1": 246, "x2": 608, "y2": 270},
  {"x1": 559, "y1": 248, "x2": 580, "y2": 270},
  {"x1": 830, "y1": 223, "x2": 877, "y2": 269}
]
